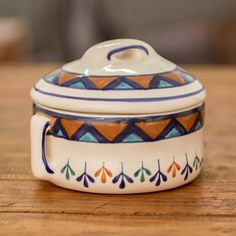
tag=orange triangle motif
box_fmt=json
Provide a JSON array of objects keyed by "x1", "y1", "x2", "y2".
[
  {"x1": 88, "y1": 77, "x2": 117, "y2": 89},
  {"x1": 127, "y1": 76, "x2": 154, "y2": 88},
  {"x1": 177, "y1": 113, "x2": 198, "y2": 132},
  {"x1": 92, "y1": 122, "x2": 127, "y2": 141},
  {"x1": 162, "y1": 71, "x2": 185, "y2": 85},
  {"x1": 32, "y1": 106, "x2": 36, "y2": 115},
  {"x1": 60, "y1": 119, "x2": 84, "y2": 138},
  {"x1": 49, "y1": 117, "x2": 57, "y2": 129},
  {"x1": 58, "y1": 72, "x2": 79, "y2": 85},
  {"x1": 42, "y1": 114, "x2": 56, "y2": 129},
  {"x1": 135, "y1": 119, "x2": 171, "y2": 139}
]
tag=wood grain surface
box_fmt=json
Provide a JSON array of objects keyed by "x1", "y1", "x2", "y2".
[{"x1": 0, "y1": 64, "x2": 235, "y2": 235}]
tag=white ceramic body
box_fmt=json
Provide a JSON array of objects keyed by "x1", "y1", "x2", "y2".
[
  {"x1": 30, "y1": 39, "x2": 206, "y2": 194},
  {"x1": 31, "y1": 108, "x2": 204, "y2": 194}
]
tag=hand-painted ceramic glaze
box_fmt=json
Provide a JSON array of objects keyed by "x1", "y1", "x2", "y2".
[{"x1": 30, "y1": 39, "x2": 206, "y2": 194}]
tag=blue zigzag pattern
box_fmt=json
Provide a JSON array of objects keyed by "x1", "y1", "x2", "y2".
[
  {"x1": 44, "y1": 67, "x2": 196, "y2": 90},
  {"x1": 37, "y1": 104, "x2": 205, "y2": 144}
]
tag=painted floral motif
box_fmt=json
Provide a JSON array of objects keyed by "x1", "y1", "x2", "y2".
[
  {"x1": 167, "y1": 157, "x2": 181, "y2": 178},
  {"x1": 112, "y1": 162, "x2": 134, "y2": 189},
  {"x1": 76, "y1": 162, "x2": 95, "y2": 188},
  {"x1": 193, "y1": 153, "x2": 202, "y2": 171},
  {"x1": 150, "y1": 159, "x2": 168, "y2": 186},
  {"x1": 60, "y1": 159, "x2": 75, "y2": 180},
  {"x1": 181, "y1": 154, "x2": 193, "y2": 181},
  {"x1": 52, "y1": 150, "x2": 203, "y2": 189},
  {"x1": 200, "y1": 158, "x2": 204, "y2": 167},
  {"x1": 134, "y1": 161, "x2": 152, "y2": 182},
  {"x1": 94, "y1": 162, "x2": 113, "y2": 183}
]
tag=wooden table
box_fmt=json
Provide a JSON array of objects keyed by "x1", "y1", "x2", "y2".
[{"x1": 0, "y1": 64, "x2": 235, "y2": 235}]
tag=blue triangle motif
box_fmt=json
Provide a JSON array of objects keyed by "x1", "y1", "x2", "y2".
[
  {"x1": 115, "y1": 82, "x2": 133, "y2": 89},
  {"x1": 80, "y1": 132, "x2": 99, "y2": 142},
  {"x1": 123, "y1": 133, "x2": 143, "y2": 142},
  {"x1": 165, "y1": 128, "x2": 181, "y2": 138},
  {"x1": 158, "y1": 80, "x2": 174, "y2": 88},
  {"x1": 70, "y1": 81, "x2": 86, "y2": 89},
  {"x1": 57, "y1": 130, "x2": 64, "y2": 137},
  {"x1": 194, "y1": 121, "x2": 202, "y2": 131},
  {"x1": 46, "y1": 75, "x2": 56, "y2": 83},
  {"x1": 182, "y1": 73, "x2": 195, "y2": 83}
]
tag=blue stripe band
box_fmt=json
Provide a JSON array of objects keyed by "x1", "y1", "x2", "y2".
[{"x1": 34, "y1": 86, "x2": 204, "y2": 103}]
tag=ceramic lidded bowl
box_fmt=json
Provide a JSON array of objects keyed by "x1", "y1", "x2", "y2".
[{"x1": 30, "y1": 39, "x2": 206, "y2": 194}]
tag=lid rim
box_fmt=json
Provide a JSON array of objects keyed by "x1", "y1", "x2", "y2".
[
  {"x1": 33, "y1": 85, "x2": 204, "y2": 103},
  {"x1": 31, "y1": 39, "x2": 206, "y2": 115},
  {"x1": 31, "y1": 86, "x2": 205, "y2": 115}
]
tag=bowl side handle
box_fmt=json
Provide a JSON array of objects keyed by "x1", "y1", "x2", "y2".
[{"x1": 30, "y1": 114, "x2": 54, "y2": 180}]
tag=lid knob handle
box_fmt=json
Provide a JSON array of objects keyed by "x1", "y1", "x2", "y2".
[
  {"x1": 107, "y1": 44, "x2": 149, "y2": 61},
  {"x1": 63, "y1": 39, "x2": 176, "y2": 75}
]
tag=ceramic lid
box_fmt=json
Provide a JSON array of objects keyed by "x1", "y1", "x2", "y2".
[{"x1": 31, "y1": 39, "x2": 205, "y2": 115}]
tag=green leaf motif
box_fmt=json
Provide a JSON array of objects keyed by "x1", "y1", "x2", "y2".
[
  {"x1": 66, "y1": 168, "x2": 70, "y2": 180},
  {"x1": 143, "y1": 167, "x2": 151, "y2": 176},
  {"x1": 140, "y1": 171, "x2": 145, "y2": 182},
  {"x1": 60, "y1": 165, "x2": 67, "y2": 174},
  {"x1": 193, "y1": 154, "x2": 201, "y2": 171},
  {"x1": 68, "y1": 165, "x2": 75, "y2": 176},
  {"x1": 60, "y1": 159, "x2": 76, "y2": 180},
  {"x1": 134, "y1": 168, "x2": 141, "y2": 177},
  {"x1": 133, "y1": 161, "x2": 152, "y2": 183}
]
